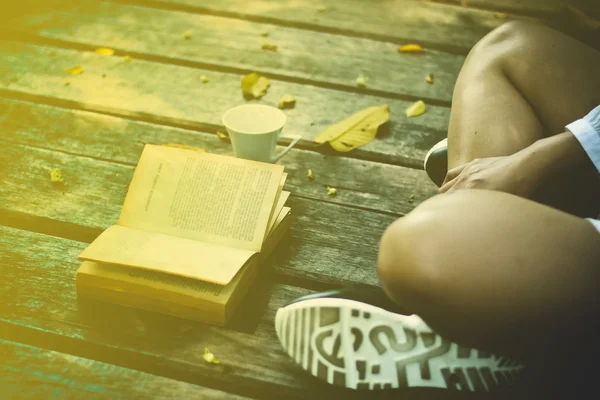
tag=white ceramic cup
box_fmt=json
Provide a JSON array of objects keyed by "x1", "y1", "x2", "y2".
[{"x1": 222, "y1": 104, "x2": 301, "y2": 163}]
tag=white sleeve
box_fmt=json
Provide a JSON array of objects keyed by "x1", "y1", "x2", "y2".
[{"x1": 566, "y1": 105, "x2": 600, "y2": 174}]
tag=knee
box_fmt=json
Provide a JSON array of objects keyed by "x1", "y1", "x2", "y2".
[
  {"x1": 377, "y1": 197, "x2": 449, "y2": 309},
  {"x1": 463, "y1": 21, "x2": 532, "y2": 73}
]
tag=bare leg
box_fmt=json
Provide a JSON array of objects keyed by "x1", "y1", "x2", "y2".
[
  {"x1": 448, "y1": 21, "x2": 600, "y2": 216},
  {"x1": 378, "y1": 190, "x2": 600, "y2": 363}
]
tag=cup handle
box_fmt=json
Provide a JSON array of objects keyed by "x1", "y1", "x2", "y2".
[{"x1": 273, "y1": 134, "x2": 302, "y2": 162}]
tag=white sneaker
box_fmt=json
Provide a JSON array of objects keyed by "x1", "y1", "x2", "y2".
[{"x1": 275, "y1": 297, "x2": 524, "y2": 391}]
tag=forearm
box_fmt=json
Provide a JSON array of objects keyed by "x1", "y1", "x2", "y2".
[{"x1": 523, "y1": 131, "x2": 597, "y2": 182}]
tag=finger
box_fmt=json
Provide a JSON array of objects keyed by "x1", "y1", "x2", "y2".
[
  {"x1": 441, "y1": 164, "x2": 466, "y2": 186},
  {"x1": 438, "y1": 176, "x2": 459, "y2": 194}
]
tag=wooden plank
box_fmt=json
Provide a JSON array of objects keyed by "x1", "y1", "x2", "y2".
[
  {"x1": 5, "y1": 0, "x2": 465, "y2": 103},
  {"x1": 0, "y1": 225, "x2": 321, "y2": 398},
  {"x1": 115, "y1": 0, "x2": 509, "y2": 52},
  {"x1": 1, "y1": 98, "x2": 437, "y2": 217},
  {"x1": 430, "y1": 0, "x2": 564, "y2": 16},
  {"x1": 0, "y1": 339, "x2": 251, "y2": 399},
  {"x1": 0, "y1": 227, "x2": 500, "y2": 399},
  {"x1": 0, "y1": 42, "x2": 450, "y2": 166},
  {"x1": 0, "y1": 139, "x2": 397, "y2": 287}
]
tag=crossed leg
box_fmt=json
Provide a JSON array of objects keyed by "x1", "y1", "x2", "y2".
[{"x1": 378, "y1": 22, "x2": 600, "y2": 366}]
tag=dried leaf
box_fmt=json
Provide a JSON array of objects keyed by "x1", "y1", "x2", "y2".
[
  {"x1": 65, "y1": 66, "x2": 83, "y2": 75},
  {"x1": 123, "y1": 55, "x2": 133, "y2": 62},
  {"x1": 260, "y1": 30, "x2": 270, "y2": 37},
  {"x1": 315, "y1": 104, "x2": 390, "y2": 152},
  {"x1": 64, "y1": 82, "x2": 70, "y2": 86},
  {"x1": 405, "y1": 100, "x2": 426, "y2": 118},
  {"x1": 278, "y1": 94, "x2": 296, "y2": 109},
  {"x1": 203, "y1": 348, "x2": 220, "y2": 364},
  {"x1": 241, "y1": 73, "x2": 271, "y2": 99},
  {"x1": 216, "y1": 131, "x2": 231, "y2": 143},
  {"x1": 102, "y1": 74, "x2": 107, "y2": 78},
  {"x1": 327, "y1": 187, "x2": 336, "y2": 195},
  {"x1": 317, "y1": 6, "x2": 327, "y2": 12},
  {"x1": 95, "y1": 47, "x2": 114, "y2": 56},
  {"x1": 355, "y1": 74, "x2": 368, "y2": 88},
  {"x1": 426, "y1": 73, "x2": 434, "y2": 84},
  {"x1": 398, "y1": 44, "x2": 425, "y2": 53},
  {"x1": 261, "y1": 42, "x2": 278, "y2": 52},
  {"x1": 409, "y1": 194, "x2": 415, "y2": 199},
  {"x1": 307, "y1": 169, "x2": 314, "y2": 180},
  {"x1": 494, "y1": 12, "x2": 509, "y2": 19},
  {"x1": 200, "y1": 75, "x2": 210, "y2": 83},
  {"x1": 163, "y1": 143, "x2": 206, "y2": 152},
  {"x1": 183, "y1": 30, "x2": 192, "y2": 39},
  {"x1": 49, "y1": 168, "x2": 64, "y2": 183}
]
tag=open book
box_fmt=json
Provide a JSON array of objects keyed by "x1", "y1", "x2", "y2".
[{"x1": 76, "y1": 144, "x2": 291, "y2": 324}]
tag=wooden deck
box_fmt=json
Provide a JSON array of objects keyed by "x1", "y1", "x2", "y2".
[{"x1": 1, "y1": 0, "x2": 563, "y2": 398}]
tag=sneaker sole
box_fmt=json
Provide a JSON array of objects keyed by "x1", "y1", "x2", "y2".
[{"x1": 275, "y1": 298, "x2": 523, "y2": 391}]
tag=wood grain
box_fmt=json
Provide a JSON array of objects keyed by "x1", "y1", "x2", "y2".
[
  {"x1": 430, "y1": 0, "x2": 564, "y2": 16},
  {"x1": 0, "y1": 139, "x2": 400, "y2": 287},
  {"x1": 0, "y1": 225, "x2": 321, "y2": 398},
  {"x1": 5, "y1": 0, "x2": 464, "y2": 103},
  {"x1": 0, "y1": 226, "x2": 488, "y2": 399},
  {"x1": 0, "y1": 42, "x2": 450, "y2": 166},
  {"x1": 115, "y1": 0, "x2": 509, "y2": 53},
  {"x1": 0, "y1": 339, "x2": 251, "y2": 399},
  {"x1": 1, "y1": 98, "x2": 437, "y2": 217},
  {"x1": 0, "y1": 42, "x2": 449, "y2": 166}
]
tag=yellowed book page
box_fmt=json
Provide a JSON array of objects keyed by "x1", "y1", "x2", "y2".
[
  {"x1": 79, "y1": 225, "x2": 255, "y2": 285},
  {"x1": 265, "y1": 173, "x2": 287, "y2": 232},
  {"x1": 269, "y1": 207, "x2": 290, "y2": 236},
  {"x1": 267, "y1": 192, "x2": 290, "y2": 233},
  {"x1": 118, "y1": 144, "x2": 284, "y2": 251}
]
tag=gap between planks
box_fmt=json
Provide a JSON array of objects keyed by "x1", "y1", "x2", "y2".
[
  {"x1": 110, "y1": 0, "x2": 475, "y2": 55},
  {"x1": 0, "y1": 31, "x2": 453, "y2": 109},
  {"x1": 0, "y1": 89, "x2": 427, "y2": 170}
]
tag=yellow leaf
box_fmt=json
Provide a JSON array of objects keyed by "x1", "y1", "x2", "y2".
[
  {"x1": 216, "y1": 130, "x2": 231, "y2": 142},
  {"x1": 163, "y1": 143, "x2": 205, "y2": 152},
  {"x1": 355, "y1": 74, "x2": 368, "y2": 88},
  {"x1": 426, "y1": 73, "x2": 434, "y2": 84},
  {"x1": 183, "y1": 30, "x2": 192, "y2": 39},
  {"x1": 203, "y1": 347, "x2": 220, "y2": 364},
  {"x1": 65, "y1": 66, "x2": 83, "y2": 75},
  {"x1": 123, "y1": 55, "x2": 133, "y2": 62},
  {"x1": 241, "y1": 73, "x2": 271, "y2": 99},
  {"x1": 398, "y1": 44, "x2": 425, "y2": 53},
  {"x1": 327, "y1": 187, "x2": 336, "y2": 195},
  {"x1": 200, "y1": 75, "x2": 210, "y2": 83},
  {"x1": 494, "y1": 12, "x2": 509, "y2": 19},
  {"x1": 307, "y1": 169, "x2": 313, "y2": 180},
  {"x1": 261, "y1": 42, "x2": 278, "y2": 52},
  {"x1": 260, "y1": 30, "x2": 270, "y2": 37},
  {"x1": 49, "y1": 168, "x2": 64, "y2": 183},
  {"x1": 317, "y1": 6, "x2": 327, "y2": 12},
  {"x1": 405, "y1": 100, "x2": 426, "y2": 118},
  {"x1": 278, "y1": 94, "x2": 296, "y2": 109},
  {"x1": 315, "y1": 104, "x2": 390, "y2": 152},
  {"x1": 95, "y1": 47, "x2": 114, "y2": 56}
]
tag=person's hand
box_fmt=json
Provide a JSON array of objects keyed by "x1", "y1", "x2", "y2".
[{"x1": 438, "y1": 152, "x2": 541, "y2": 197}]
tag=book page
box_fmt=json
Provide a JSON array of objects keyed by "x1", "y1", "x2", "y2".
[
  {"x1": 269, "y1": 206, "x2": 291, "y2": 236},
  {"x1": 118, "y1": 145, "x2": 284, "y2": 251},
  {"x1": 267, "y1": 191, "x2": 290, "y2": 234},
  {"x1": 266, "y1": 173, "x2": 287, "y2": 231},
  {"x1": 79, "y1": 225, "x2": 256, "y2": 284}
]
